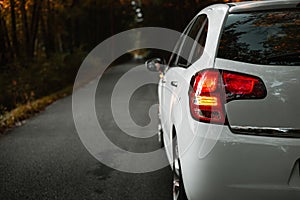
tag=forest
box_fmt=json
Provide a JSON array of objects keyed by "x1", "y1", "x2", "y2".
[{"x1": 0, "y1": 0, "x2": 237, "y2": 131}]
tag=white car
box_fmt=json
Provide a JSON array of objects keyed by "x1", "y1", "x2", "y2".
[{"x1": 146, "y1": 1, "x2": 300, "y2": 200}]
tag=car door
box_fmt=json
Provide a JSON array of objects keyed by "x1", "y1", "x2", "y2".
[
  {"x1": 162, "y1": 14, "x2": 209, "y2": 163},
  {"x1": 159, "y1": 20, "x2": 192, "y2": 152}
]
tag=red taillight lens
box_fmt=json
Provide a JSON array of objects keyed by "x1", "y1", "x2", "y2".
[
  {"x1": 194, "y1": 70, "x2": 219, "y2": 93},
  {"x1": 222, "y1": 71, "x2": 267, "y2": 101},
  {"x1": 189, "y1": 69, "x2": 266, "y2": 124},
  {"x1": 189, "y1": 70, "x2": 225, "y2": 124},
  {"x1": 223, "y1": 73, "x2": 257, "y2": 95}
]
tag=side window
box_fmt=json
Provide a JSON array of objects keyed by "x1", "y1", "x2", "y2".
[
  {"x1": 168, "y1": 20, "x2": 193, "y2": 67},
  {"x1": 190, "y1": 19, "x2": 208, "y2": 63},
  {"x1": 168, "y1": 36, "x2": 185, "y2": 67},
  {"x1": 176, "y1": 14, "x2": 208, "y2": 68}
]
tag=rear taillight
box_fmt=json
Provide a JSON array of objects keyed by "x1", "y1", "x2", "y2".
[
  {"x1": 189, "y1": 69, "x2": 267, "y2": 124},
  {"x1": 223, "y1": 72, "x2": 267, "y2": 101}
]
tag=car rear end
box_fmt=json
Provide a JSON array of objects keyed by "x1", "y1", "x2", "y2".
[{"x1": 183, "y1": 1, "x2": 300, "y2": 199}]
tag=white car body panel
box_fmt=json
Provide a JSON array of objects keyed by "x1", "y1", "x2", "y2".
[
  {"x1": 162, "y1": 3, "x2": 230, "y2": 167},
  {"x1": 181, "y1": 124, "x2": 300, "y2": 200}
]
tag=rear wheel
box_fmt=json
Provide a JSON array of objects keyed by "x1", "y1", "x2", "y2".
[{"x1": 173, "y1": 138, "x2": 188, "y2": 200}]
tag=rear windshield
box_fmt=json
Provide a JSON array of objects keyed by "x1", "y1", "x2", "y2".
[{"x1": 217, "y1": 9, "x2": 300, "y2": 66}]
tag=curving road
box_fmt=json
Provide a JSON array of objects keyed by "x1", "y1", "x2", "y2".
[{"x1": 0, "y1": 62, "x2": 172, "y2": 200}]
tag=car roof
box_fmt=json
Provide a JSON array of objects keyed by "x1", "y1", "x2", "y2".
[{"x1": 228, "y1": 0, "x2": 300, "y2": 13}]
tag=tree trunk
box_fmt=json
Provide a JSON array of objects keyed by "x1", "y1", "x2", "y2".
[
  {"x1": 29, "y1": 0, "x2": 43, "y2": 58},
  {"x1": 46, "y1": 0, "x2": 56, "y2": 54},
  {"x1": 0, "y1": 18, "x2": 7, "y2": 65},
  {"x1": 20, "y1": 0, "x2": 30, "y2": 58},
  {"x1": 9, "y1": 0, "x2": 19, "y2": 58},
  {"x1": 41, "y1": 0, "x2": 55, "y2": 58}
]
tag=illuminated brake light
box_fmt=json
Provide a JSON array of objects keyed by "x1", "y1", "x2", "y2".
[{"x1": 189, "y1": 69, "x2": 267, "y2": 124}]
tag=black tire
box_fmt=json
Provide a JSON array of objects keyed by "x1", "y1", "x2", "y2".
[
  {"x1": 158, "y1": 124, "x2": 164, "y2": 148},
  {"x1": 160, "y1": 129, "x2": 164, "y2": 148},
  {"x1": 173, "y1": 138, "x2": 188, "y2": 200}
]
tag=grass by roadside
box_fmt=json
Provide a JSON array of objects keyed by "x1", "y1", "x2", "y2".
[{"x1": 0, "y1": 86, "x2": 73, "y2": 134}]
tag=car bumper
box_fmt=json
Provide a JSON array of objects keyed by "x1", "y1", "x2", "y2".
[{"x1": 179, "y1": 123, "x2": 300, "y2": 200}]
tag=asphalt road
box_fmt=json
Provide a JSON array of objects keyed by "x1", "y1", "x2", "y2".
[{"x1": 0, "y1": 62, "x2": 172, "y2": 200}]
